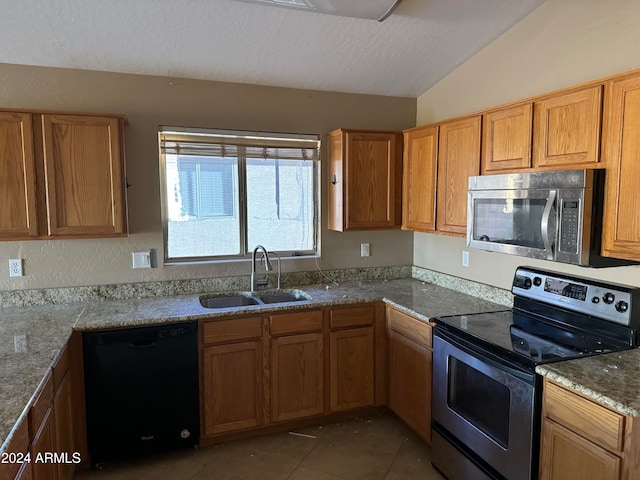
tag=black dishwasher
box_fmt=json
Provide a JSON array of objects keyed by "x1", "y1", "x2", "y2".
[{"x1": 83, "y1": 321, "x2": 199, "y2": 468}]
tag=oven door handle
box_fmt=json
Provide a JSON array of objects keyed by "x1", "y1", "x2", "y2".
[{"x1": 434, "y1": 327, "x2": 536, "y2": 384}]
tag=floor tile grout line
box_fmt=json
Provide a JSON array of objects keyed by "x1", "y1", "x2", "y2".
[{"x1": 382, "y1": 434, "x2": 409, "y2": 479}]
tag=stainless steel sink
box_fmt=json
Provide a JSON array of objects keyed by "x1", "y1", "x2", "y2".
[
  {"x1": 258, "y1": 291, "x2": 311, "y2": 304},
  {"x1": 199, "y1": 294, "x2": 261, "y2": 309},
  {"x1": 199, "y1": 289, "x2": 311, "y2": 309}
]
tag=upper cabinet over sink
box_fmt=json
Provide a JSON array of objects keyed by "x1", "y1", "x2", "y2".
[
  {"x1": 327, "y1": 129, "x2": 402, "y2": 231},
  {"x1": 0, "y1": 108, "x2": 127, "y2": 241}
]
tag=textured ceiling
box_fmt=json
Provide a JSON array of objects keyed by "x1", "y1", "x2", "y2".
[{"x1": 0, "y1": 0, "x2": 544, "y2": 97}]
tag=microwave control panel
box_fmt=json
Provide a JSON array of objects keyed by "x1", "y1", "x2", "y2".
[{"x1": 559, "y1": 199, "x2": 580, "y2": 253}]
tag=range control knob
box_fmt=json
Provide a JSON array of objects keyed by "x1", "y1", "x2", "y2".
[
  {"x1": 591, "y1": 296, "x2": 600, "y2": 304},
  {"x1": 533, "y1": 277, "x2": 542, "y2": 287},
  {"x1": 514, "y1": 275, "x2": 532, "y2": 289},
  {"x1": 603, "y1": 292, "x2": 616, "y2": 304},
  {"x1": 616, "y1": 301, "x2": 629, "y2": 313}
]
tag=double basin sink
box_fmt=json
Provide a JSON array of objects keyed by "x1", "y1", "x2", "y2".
[{"x1": 199, "y1": 289, "x2": 311, "y2": 309}]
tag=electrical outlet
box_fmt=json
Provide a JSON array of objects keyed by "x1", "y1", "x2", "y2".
[
  {"x1": 14, "y1": 334, "x2": 28, "y2": 353},
  {"x1": 360, "y1": 243, "x2": 370, "y2": 257},
  {"x1": 462, "y1": 250, "x2": 470, "y2": 268},
  {"x1": 9, "y1": 258, "x2": 23, "y2": 277}
]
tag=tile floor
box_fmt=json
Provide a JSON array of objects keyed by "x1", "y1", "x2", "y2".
[{"x1": 74, "y1": 413, "x2": 445, "y2": 480}]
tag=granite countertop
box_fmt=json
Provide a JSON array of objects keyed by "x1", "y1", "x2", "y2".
[
  {"x1": 536, "y1": 349, "x2": 640, "y2": 417},
  {"x1": 0, "y1": 278, "x2": 505, "y2": 453}
]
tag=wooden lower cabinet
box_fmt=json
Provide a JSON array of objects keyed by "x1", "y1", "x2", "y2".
[
  {"x1": 201, "y1": 341, "x2": 263, "y2": 436},
  {"x1": 200, "y1": 317, "x2": 263, "y2": 438},
  {"x1": 53, "y1": 373, "x2": 74, "y2": 480},
  {"x1": 540, "y1": 418, "x2": 621, "y2": 480},
  {"x1": 30, "y1": 407, "x2": 57, "y2": 480},
  {"x1": 388, "y1": 330, "x2": 432, "y2": 442},
  {"x1": 386, "y1": 306, "x2": 433, "y2": 442},
  {"x1": 329, "y1": 327, "x2": 374, "y2": 412},
  {"x1": 271, "y1": 332, "x2": 324, "y2": 422},
  {"x1": 539, "y1": 378, "x2": 640, "y2": 480},
  {"x1": 13, "y1": 463, "x2": 32, "y2": 480}
]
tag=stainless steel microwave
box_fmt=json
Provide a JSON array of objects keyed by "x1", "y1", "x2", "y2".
[{"x1": 467, "y1": 169, "x2": 629, "y2": 267}]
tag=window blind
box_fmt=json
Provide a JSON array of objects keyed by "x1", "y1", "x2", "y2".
[{"x1": 160, "y1": 130, "x2": 320, "y2": 161}]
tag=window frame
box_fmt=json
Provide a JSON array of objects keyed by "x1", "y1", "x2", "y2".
[{"x1": 158, "y1": 127, "x2": 320, "y2": 264}]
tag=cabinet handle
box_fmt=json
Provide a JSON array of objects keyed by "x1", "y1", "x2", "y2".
[{"x1": 331, "y1": 174, "x2": 337, "y2": 185}]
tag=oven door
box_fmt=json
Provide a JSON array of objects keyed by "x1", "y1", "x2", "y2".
[{"x1": 432, "y1": 328, "x2": 537, "y2": 480}]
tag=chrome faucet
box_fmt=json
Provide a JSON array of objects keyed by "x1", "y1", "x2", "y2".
[
  {"x1": 251, "y1": 245, "x2": 273, "y2": 291},
  {"x1": 268, "y1": 251, "x2": 282, "y2": 289}
]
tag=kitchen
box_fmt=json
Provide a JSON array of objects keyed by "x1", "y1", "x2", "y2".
[{"x1": 2, "y1": 0, "x2": 640, "y2": 479}]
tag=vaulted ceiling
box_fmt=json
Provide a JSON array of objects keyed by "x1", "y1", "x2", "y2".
[{"x1": 0, "y1": 0, "x2": 544, "y2": 97}]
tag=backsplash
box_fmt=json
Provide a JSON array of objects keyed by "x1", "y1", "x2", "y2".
[
  {"x1": 0, "y1": 265, "x2": 412, "y2": 307},
  {"x1": 0, "y1": 264, "x2": 513, "y2": 308},
  {"x1": 412, "y1": 266, "x2": 513, "y2": 307}
]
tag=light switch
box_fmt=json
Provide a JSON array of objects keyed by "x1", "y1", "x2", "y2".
[
  {"x1": 132, "y1": 252, "x2": 152, "y2": 269},
  {"x1": 360, "y1": 243, "x2": 370, "y2": 257}
]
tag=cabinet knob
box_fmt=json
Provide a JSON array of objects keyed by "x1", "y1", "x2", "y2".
[{"x1": 331, "y1": 174, "x2": 337, "y2": 185}]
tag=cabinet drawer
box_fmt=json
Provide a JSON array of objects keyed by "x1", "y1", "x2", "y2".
[
  {"x1": 29, "y1": 371, "x2": 53, "y2": 437},
  {"x1": 202, "y1": 317, "x2": 262, "y2": 344},
  {"x1": 270, "y1": 310, "x2": 323, "y2": 335},
  {"x1": 544, "y1": 380, "x2": 625, "y2": 452},
  {"x1": 386, "y1": 307, "x2": 432, "y2": 349},
  {"x1": 330, "y1": 304, "x2": 374, "y2": 329}
]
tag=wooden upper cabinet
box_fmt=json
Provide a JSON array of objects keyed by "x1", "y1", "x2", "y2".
[
  {"x1": 327, "y1": 129, "x2": 402, "y2": 231},
  {"x1": 0, "y1": 109, "x2": 127, "y2": 241},
  {"x1": 0, "y1": 112, "x2": 39, "y2": 239},
  {"x1": 402, "y1": 126, "x2": 438, "y2": 232},
  {"x1": 533, "y1": 85, "x2": 603, "y2": 168},
  {"x1": 436, "y1": 115, "x2": 481, "y2": 236},
  {"x1": 42, "y1": 114, "x2": 126, "y2": 237},
  {"x1": 602, "y1": 73, "x2": 640, "y2": 261},
  {"x1": 482, "y1": 103, "x2": 533, "y2": 174}
]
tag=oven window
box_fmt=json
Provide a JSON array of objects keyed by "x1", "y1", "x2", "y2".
[
  {"x1": 448, "y1": 357, "x2": 510, "y2": 448},
  {"x1": 473, "y1": 198, "x2": 547, "y2": 249}
]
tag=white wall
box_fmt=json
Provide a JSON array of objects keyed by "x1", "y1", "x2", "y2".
[
  {"x1": 415, "y1": 0, "x2": 640, "y2": 288},
  {"x1": 0, "y1": 64, "x2": 415, "y2": 290}
]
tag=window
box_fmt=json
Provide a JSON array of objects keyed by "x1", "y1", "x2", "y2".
[{"x1": 159, "y1": 128, "x2": 320, "y2": 262}]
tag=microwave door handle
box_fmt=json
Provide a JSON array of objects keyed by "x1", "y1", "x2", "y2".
[{"x1": 541, "y1": 190, "x2": 557, "y2": 261}]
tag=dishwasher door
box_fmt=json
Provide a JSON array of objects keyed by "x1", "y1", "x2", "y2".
[{"x1": 83, "y1": 321, "x2": 199, "y2": 467}]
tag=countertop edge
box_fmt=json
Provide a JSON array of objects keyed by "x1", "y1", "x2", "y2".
[{"x1": 536, "y1": 365, "x2": 640, "y2": 417}]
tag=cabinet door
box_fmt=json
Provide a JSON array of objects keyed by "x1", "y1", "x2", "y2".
[
  {"x1": 14, "y1": 462, "x2": 33, "y2": 480},
  {"x1": 53, "y1": 373, "x2": 74, "y2": 480},
  {"x1": 31, "y1": 407, "x2": 57, "y2": 480},
  {"x1": 602, "y1": 74, "x2": 640, "y2": 261},
  {"x1": 0, "y1": 112, "x2": 38, "y2": 239},
  {"x1": 330, "y1": 327, "x2": 374, "y2": 412},
  {"x1": 41, "y1": 114, "x2": 126, "y2": 237},
  {"x1": 402, "y1": 126, "x2": 438, "y2": 232},
  {"x1": 201, "y1": 341, "x2": 262, "y2": 436},
  {"x1": 271, "y1": 332, "x2": 324, "y2": 422},
  {"x1": 533, "y1": 85, "x2": 602, "y2": 168},
  {"x1": 482, "y1": 103, "x2": 533, "y2": 173},
  {"x1": 389, "y1": 330, "x2": 432, "y2": 442},
  {"x1": 345, "y1": 131, "x2": 402, "y2": 230},
  {"x1": 540, "y1": 419, "x2": 621, "y2": 480},
  {"x1": 436, "y1": 116, "x2": 481, "y2": 235}
]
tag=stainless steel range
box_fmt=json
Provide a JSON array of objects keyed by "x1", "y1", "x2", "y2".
[{"x1": 431, "y1": 267, "x2": 640, "y2": 480}]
